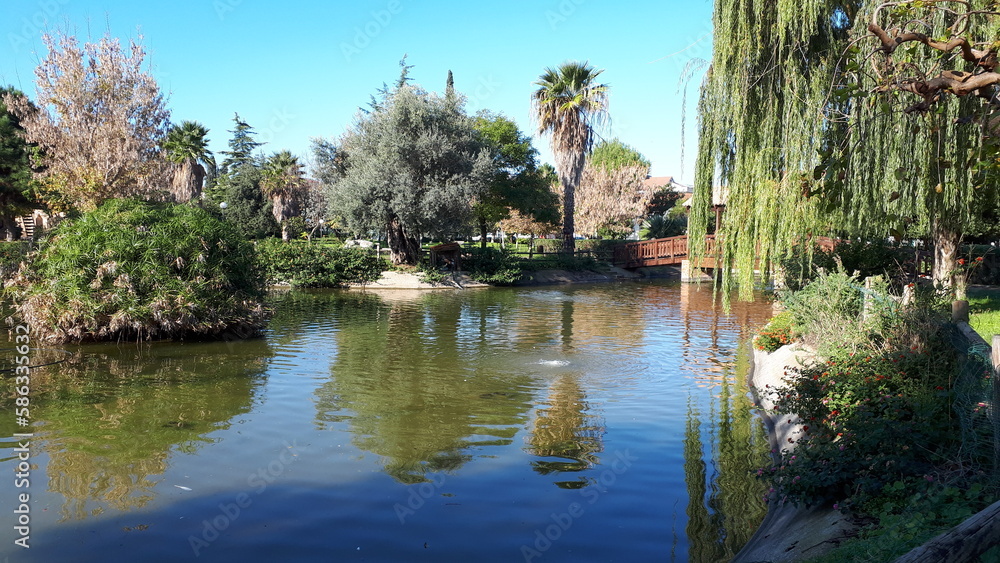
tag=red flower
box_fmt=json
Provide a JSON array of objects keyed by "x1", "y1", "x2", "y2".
[{"x1": 958, "y1": 258, "x2": 966, "y2": 265}]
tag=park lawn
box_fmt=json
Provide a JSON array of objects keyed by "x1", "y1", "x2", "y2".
[{"x1": 968, "y1": 287, "x2": 1000, "y2": 341}]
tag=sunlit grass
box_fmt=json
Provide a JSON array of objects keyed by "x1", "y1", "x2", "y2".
[{"x1": 968, "y1": 287, "x2": 1000, "y2": 340}]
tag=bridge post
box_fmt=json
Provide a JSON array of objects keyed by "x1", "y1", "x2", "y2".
[{"x1": 681, "y1": 259, "x2": 714, "y2": 283}]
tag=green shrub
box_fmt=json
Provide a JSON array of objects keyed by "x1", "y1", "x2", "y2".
[
  {"x1": 640, "y1": 213, "x2": 687, "y2": 240},
  {"x1": 762, "y1": 337, "x2": 959, "y2": 511},
  {"x1": 809, "y1": 483, "x2": 990, "y2": 562},
  {"x1": 256, "y1": 238, "x2": 385, "y2": 288},
  {"x1": 780, "y1": 239, "x2": 909, "y2": 291},
  {"x1": 8, "y1": 198, "x2": 267, "y2": 343},
  {"x1": 754, "y1": 311, "x2": 796, "y2": 352},
  {"x1": 778, "y1": 270, "x2": 946, "y2": 358},
  {"x1": 0, "y1": 241, "x2": 31, "y2": 280},
  {"x1": 463, "y1": 247, "x2": 522, "y2": 285}
]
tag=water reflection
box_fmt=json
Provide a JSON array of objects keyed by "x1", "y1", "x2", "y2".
[
  {"x1": 683, "y1": 341, "x2": 770, "y2": 562},
  {"x1": 314, "y1": 290, "x2": 536, "y2": 484},
  {"x1": 0, "y1": 340, "x2": 269, "y2": 520},
  {"x1": 527, "y1": 374, "x2": 604, "y2": 481}
]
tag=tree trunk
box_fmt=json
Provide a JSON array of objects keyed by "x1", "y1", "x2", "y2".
[
  {"x1": 387, "y1": 216, "x2": 421, "y2": 265},
  {"x1": 562, "y1": 182, "x2": 575, "y2": 253},
  {"x1": 931, "y1": 220, "x2": 962, "y2": 297},
  {"x1": 479, "y1": 218, "x2": 488, "y2": 249},
  {"x1": 170, "y1": 160, "x2": 206, "y2": 203}
]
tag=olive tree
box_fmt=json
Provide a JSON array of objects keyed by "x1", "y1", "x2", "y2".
[{"x1": 318, "y1": 84, "x2": 491, "y2": 265}]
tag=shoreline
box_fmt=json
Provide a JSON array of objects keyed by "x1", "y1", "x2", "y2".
[
  {"x1": 346, "y1": 265, "x2": 681, "y2": 290},
  {"x1": 733, "y1": 344, "x2": 859, "y2": 562}
]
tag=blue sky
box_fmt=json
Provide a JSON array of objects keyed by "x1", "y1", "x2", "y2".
[{"x1": 1, "y1": 0, "x2": 714, "y2": 181}]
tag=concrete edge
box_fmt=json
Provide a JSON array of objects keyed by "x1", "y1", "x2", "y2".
[{"x1": 732, "y1": 343, "x2": 860, "y2": 563}]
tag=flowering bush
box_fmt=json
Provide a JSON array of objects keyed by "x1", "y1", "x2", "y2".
[
  {"x1": 754, "y1": 311, "x2": 796, "y2": 352},
  {"x1": 761, "y1": 336, "x2": 960, "y2": 511}
]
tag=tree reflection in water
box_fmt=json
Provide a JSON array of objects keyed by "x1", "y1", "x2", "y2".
[
  {"x1": 683, "y1": 339, "x2": 770, "y2": 562},
  {"x1": 2, "y1": 340, "x2": 269, "y2": 520},
  {"x1": 313, "y1": 290, "x2": 536, "y2": 484}
]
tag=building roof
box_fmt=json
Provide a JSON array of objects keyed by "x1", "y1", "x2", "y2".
[{"x1": 643, "y1": 176, "x2": 693, "y2": 193}]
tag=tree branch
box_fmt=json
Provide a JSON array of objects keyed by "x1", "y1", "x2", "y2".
[
  {"x1": 868, "y1": 23, "x2": 993, "y2": 69},
  {"x1": 893, "y1": 70, "x2": 1000, "y2": 112}
]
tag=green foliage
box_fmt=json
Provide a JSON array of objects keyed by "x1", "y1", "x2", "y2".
[
  {"x1": 754, "y1": 311, "x2": 796, "y2": 352},
  {"x1": 472, "y1": 112, "x2": 560, "y2": 235},
  {"x1": 215, "y1": 163, "x2": 279, "y2": 239},
  {"x1": 322, "y1": 83, "x2": 492, "y2": 264},
  {"x1": 0, "y1": 86, "x2": 40, "y2": 235},
  {"x1": 780, "y1": 239, "x2": 910, "y2": 292},
  {"x1": 0, "y1": 240, "x2": 30, "y2": 279},
  {"x1": 255, "y1": 238, "x2": 385, "y2": 288},
  {"x1": 778, "y1": 270, "x2": 945, "y2": 358},
  {"x1": 518, "y1": 253, "x2": 603, "y2": 273},
  {"x1": 164, "y1": 120, "x2": 214, "y2": 167},
  {"x1": 7, "y1": 198, "x2": 267, "y2": 342},
  {"x1": 219, "y1": 113, "x2": 263, "y2": 175},
  {"x1": 763, "y1": 336, "x2": 959, "y2": 510},
  {"x1": 645, "y1": 189, "x2": 684, "y2": 217},
  {"x1": 691, "y1": 0, "x2": 843, "y2": 301},
  {"x1": 463, "y1": 247, "x2": 522, "y2": 285},
  {"x1": 640, "y1": 213, "x2": 687, "y2": 240},
  {"x1": 808, "y1": 483, "x2": 991, "y2": 562},
  {"x1": 588, "y1": 138, "x2": 650, "y2": 172},
  {"x1": 533, "y1": 238, "x2": 623, "y2": 257}
]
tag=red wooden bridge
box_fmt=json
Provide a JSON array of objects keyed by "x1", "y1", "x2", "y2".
[{"x1": 612, "y1": 235, "x2": 718, "y2": 269}]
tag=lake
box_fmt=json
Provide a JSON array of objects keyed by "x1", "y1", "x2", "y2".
[{"x1": 0, "y1": 281, "x2": 773, "y2": 562}]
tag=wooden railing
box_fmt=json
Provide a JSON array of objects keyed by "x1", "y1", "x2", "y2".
[{"x1": 613, "y1": 235, "x2": 718, "y2": 268}]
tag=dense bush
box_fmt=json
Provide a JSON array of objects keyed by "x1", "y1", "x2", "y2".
[
  {"x1": 256, "y1": 238, "x2": 385, "y2": 287},
  {"x1": 640, "y1": 212, "x2": 687, "y2": 240},
  {"x1": 0, "y1": 241, "x2": 30, "y2": 280},
  {"x1": 463, "y1": 247, "x2": 522, "y2": 285},
  {"x1": 763, "y1": 337, "x2": 959, "y2": 511},
  {"x1": 8, "y1": 199, "x2": 268, "y2": 343},
  {"x1": 532, "y1": 238, "x2": 625, "y2": 256},
  {"x1": 780, "y1": 239, "x2": 909, "y2": 291}
]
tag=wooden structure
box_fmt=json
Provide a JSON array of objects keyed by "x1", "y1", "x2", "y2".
[
  {"x1": 428, "y1": 242, "x2": 462, "y2": 270},
  {"x1": 613, "y1": 235, "x2": 719, "y2": 269}
]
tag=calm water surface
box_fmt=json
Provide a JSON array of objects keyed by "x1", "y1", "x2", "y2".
[{"x1": 0, "y1": 281, "x2": 772, "y2": 562}]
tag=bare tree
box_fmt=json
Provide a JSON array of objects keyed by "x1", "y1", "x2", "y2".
[
  {"x1": 575, "y1": 164, "x2": 651, "y2": 238},
  {"x1": 3, "y1": 31, "x2": 171, "y2": 211}
]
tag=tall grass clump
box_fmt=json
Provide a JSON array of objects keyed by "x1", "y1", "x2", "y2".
[
  {"x1": 7, "y1": 198, "x2": 268, "y2": 343},
  {"x1": 255, "y1": 238, "x2": 385, "y2": 288}
]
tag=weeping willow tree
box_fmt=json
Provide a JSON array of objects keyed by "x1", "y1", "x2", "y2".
[
  {"x1": 692, "y1": 0, "x2": 1000, "y2": 300},
  {"x1": 691, "y1": 1, "x2": 852, "y2": 301}
]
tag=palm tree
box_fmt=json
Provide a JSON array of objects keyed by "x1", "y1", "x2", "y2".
[
  {"x1": 163, "y1": 121, "x2": 215, "y2": 203},
  {"x1": 531, "y1": 62, "x2": 609, "y2": 252},
  {"x1": 261, "y1": 150, "x2": 305, "y2": 242}
]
